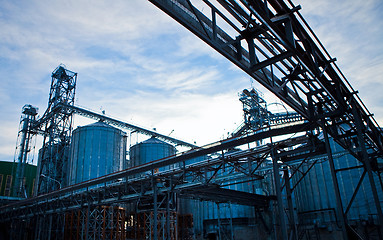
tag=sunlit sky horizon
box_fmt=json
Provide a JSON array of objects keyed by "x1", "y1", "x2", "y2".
[{"x1": 1, "y1": 0, "x2": 382, "y2": 164}]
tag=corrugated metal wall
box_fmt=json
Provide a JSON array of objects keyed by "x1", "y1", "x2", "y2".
[
  {"x1": 68, "y1": 121, "x2": 127, "y2": 185},
  {"x1": 292, "y1": 137, "x2": 383, "y2": 226}
]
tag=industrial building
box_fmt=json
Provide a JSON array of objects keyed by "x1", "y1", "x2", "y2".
[
  {"x1": 1, "y1": 0, "x2": 383, "y2": 240},
  {"x1": 0, "y1": 161, "x2": 37, "y2": 199}
]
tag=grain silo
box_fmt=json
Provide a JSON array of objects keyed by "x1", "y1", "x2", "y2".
[
  {"x1": 129, "y1": 136, "x2": 176, "y2": 170},
  {"x1": 68, "y1": 121, "x2": 127, "y2": 185},
  {"x1": 126, "y1": 137, "x2": 177, "y2": 238}
]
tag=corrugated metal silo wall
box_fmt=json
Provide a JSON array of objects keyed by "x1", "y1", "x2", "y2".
[
  {"x1": 292, "y1": 137, "x2": 383, "y2": 226},
  {"x1": 68, "y1": 122, "x2": 127, "y2": 185},
  {"x1": 129, "y1": 137, "x2": 176, "y2": 171},
  {"x1": 127, "y1": 138, "x2": 176, "y2": 214}
]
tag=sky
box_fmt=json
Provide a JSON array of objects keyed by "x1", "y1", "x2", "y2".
[{"x1": 0, "y1": 0, "x2": 382, "y2": 163}]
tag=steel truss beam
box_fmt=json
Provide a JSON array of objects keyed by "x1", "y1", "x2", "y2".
[
  {"x1": 148, "y1": 0, "x2": 383, "y2": 162},
  {"x1": 32, "y1": 102, "x2": 196, "y2": 149},
  {"x1": 57, "y1": 103, "x2": 197, "y2": 148},
  {"x1": 145, "y1": 3, "x2": 383, "y2": 237}
]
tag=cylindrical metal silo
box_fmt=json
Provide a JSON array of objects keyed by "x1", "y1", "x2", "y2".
[
  {"x1": 129, "y1": 136, "x2": 176, "y2": 170},
  {"x1": 68, "y1": 121, "x2": 127, "y2": 185},
  {"x1": 127, "y1": 137, "x2": 177, "y2": 237}
]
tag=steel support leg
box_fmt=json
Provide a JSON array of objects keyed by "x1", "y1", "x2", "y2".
[
  {"x1": 60, "y1": 213, "x2": 65, "y2": 239},
  {"x1": 85, "y1": 207, "x2": 89, "y2": 240},
  {"x1": 345, "y1": 170, "x2": 366, "y2": 215},
  {"x1": 378, "y1": 172, "x2": 383, "y2": 194},
  {"x1": 35, "y1": 216, "x2": 41, "y2": 240},
  {"x1": 167, "y1": 177, "x2": 174, "y2": 240},
  {"x1": 217, "y1": 203, "x2": 222, "y2": 240},
  {"x1": 48, "y1": 214, "x2": 53, "y2": 240},
  {"x1": 153, "y1": 177, "x2": 158, "y2": 240},
  {"x1": 322, "y1": 126, "x2": 348, "y2": 240},
  {"x1": 166, "y1": 192, "x2": 170, "y2": 240},
  {"x1": 351, "y1": 102, "x2": 383, "y2": 238},
  {"x1": 271, "y1": 147, "x2": 288, "y2": 239},
  {"x1": 283, "y1": 168, "x2": 298, "y2": 240},
  {"x1": 229, "y1": 202, "x2": 234, "y2": 240}
]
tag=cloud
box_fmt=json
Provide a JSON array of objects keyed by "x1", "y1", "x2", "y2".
[{"x1": 300, "y1": 0, "x2": 383, "y2": 123}]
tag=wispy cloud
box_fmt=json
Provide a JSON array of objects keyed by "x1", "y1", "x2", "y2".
[{"x1": 301, "y1": 0, "x2": 383, "y2": 123}]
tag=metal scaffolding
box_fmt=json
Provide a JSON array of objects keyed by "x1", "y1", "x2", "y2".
[
  {"x1": 64, "y1": 206, "x2": 126, "y2": 240},
  {"x1": 126, "y1": 210, "x2": 178, "y2": 240}
]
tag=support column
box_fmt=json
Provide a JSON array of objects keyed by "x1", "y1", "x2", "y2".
[
  {"x1": 60, "y1": 213, "x2": 65, "y2": 239},
  {"x1": 34, "y1": 216, "x2": 40, "y2": 240},
  {"x1": 229, "y1": 202, "x2": 234, "y2": 240},
  {"x1": 153, "y1": 177, "x2": 158, "y2": 240},
  {"x1": 217, "y1": 203, "x2": 221, "y2": 240},
  {"x1": 271, "y1": 147, "x2": 288, "y2": 239},
  {"x1": 167, "y1": 177, "x2": 173, "y2": 240},
  {"x1": 283, "y1": 167, "x2": 298, "y2": 240},
  {"x1": 85, "y1": 207, "x2": 90, "y2": 240},
  {"x1": 322, "y1": 126, "x2": 348, "y2": 240},
  {"x1": 48, "y1": 214, "x2": 53, "y2": 240},
  {"x1": 351, "y1": 101, "x2": 383, "y2": 238},
  {"x1": 166, "y1": 192, "x2": 170, "y2": 239},
  {"x1": 378, "y1": 172, "x2": 383, "y2": 194}
]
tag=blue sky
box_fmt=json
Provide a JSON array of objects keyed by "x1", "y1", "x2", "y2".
[{"x1": 1, "y1": 0, "x2": 382, "y2": 163}]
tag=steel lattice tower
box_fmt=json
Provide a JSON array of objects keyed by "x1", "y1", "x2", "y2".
[
  {"x1": 36, "y1": 65, "x2": 77, "y2": 194},
  {"x1": 239, "y1": 88, "x2": 269, "y2": 131},
  {"x1": 12, "y1": 104, "x2": 38, "y2": 197}
]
